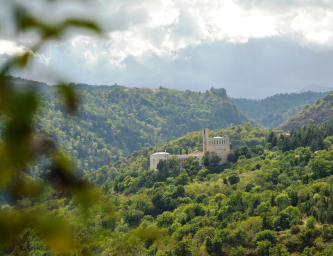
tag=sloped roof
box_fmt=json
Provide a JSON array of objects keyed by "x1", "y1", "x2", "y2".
[
  {"x1": 151, "y1": 152, "x2": 171, "y2": 156},
  {"x1": 174, "y1": 150, "x2": 204, "y2": 158}
]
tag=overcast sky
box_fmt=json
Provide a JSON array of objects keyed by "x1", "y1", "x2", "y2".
[{"x1": 1, "y1": 0, "x2": 333, "y2": 99}]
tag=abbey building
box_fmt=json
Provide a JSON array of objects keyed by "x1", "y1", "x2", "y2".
[{"x1": 149, "y1": 128, "x2": 230, "y2": 171}]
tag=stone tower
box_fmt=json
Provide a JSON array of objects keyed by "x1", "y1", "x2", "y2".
[{"x1": 203, "y1": 127, "x2": 209, "y2": 153}]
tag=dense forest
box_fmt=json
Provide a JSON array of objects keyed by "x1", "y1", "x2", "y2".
[
  {"x1": 5, "y1": 77, "x2": 333, "y2": 255},
  {"x1": 4, "y1": 122, "x2": 333, "y2": 255},
  {"x1": 233, "y1": 91, "x2": 333, "y2": 128},
  {"x1": 3, "y1": 77, "x2": 259, "y2": 174}
]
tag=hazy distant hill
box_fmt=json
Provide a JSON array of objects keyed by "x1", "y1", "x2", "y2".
[
  {"x1": 233, "y1": 91, "x2": 332, "y2": 128},
  {"x1": 277, "y1": 94, "x2": 333, "y2": 131},
  {"x1": 296, "y1": 84, "x2": 333, "y2": 93},
  {"x1": 5, "y1": 75, "x2": 50, "y2": 92}
]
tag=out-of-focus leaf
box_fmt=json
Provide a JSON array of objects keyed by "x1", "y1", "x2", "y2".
[
  {"x1": 0, "y1": 209, "x2": 30, "y2": 245},
  {"x1": 37, "y1": 217, "x2": 75, "y2": 253},
  {"x1": 9, "y1": 176, "x2": 43, "y2": 201},
  {"x1": 49, "y1": 152, "x2": 76, "y2": 190},
  {"x1": 57, "y1": 83, "x2": 78, "y2": 113},
  {"x1": 73, "y1": 184, "x2": 101, "y2": 209},
  {"x1": 0, "y1": 146, "x2": 12, "y2": 187},
  {"x1": 59, "y1": 19, "x2": 102, "y2": 35},
  {"x1": 13, "y1": 51, "x2": 33, "y2": 68},
  {"x1": 3, "y1": 91, "x2": 39, "y2": 168},
  {"x1": 14, "y1": 6, "x2": 42, "y2": 32},
  {"x1": 0, "y1": 2, "x2": 104, "y2": 254},
  {"x1": 14, "y1": 5, "x2": 102, "y2": 41},
  {"x1": 0, "y1": 67, "x2": 10, "y2": 110}
]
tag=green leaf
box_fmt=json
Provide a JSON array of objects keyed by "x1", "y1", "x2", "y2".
[{"x1": 57, "y1": 83, "x2": 78, "y2": 113}]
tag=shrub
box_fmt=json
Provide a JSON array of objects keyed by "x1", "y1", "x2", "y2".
[
  {"x1": 252, "y1": 230, "x2": 277, "y2": 248},
  {"x1": 306, "y1": 216, "x2": 316, "y2": 230}
]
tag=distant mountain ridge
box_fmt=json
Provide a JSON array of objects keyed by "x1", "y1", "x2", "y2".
[
  {"x1": 296, "y1": 84, "x2": 333, "y2": 93},
  {"x1": 277, "y1": 94, "x2": 333, "y2": 131},
  {"x1": 233, "y1": 91, "x2": 333, "y2": 128}
]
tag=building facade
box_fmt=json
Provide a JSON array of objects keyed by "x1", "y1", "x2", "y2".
[
  {"x1": 149, "y1": 128, "x2": 230, "y2": 171},
  {"x1": 149, "y1": 152, "x2": 171, "y2": 172},
  {"x1": 203, "y1": 127, "x2": 230, "y2": 165}
]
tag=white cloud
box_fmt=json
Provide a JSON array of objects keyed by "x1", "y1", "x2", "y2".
[
  {"x1": 59, "y1": 0, "x2": 333, "y2": 66},
  {"x1": 3, "y1": 0, "x2": 333, "y2": 66},
  {"x1": 0, "y1": 40, "x2": 26, "y2": 56},
  {"x1": 290, "y1": 7, "x2": 333, "y2": 47}
]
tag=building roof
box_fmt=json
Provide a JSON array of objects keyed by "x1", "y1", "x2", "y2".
[
  {"x1": 174, "y1": 150, "x2": 204, "y2": 158},
  {"x1": 151, "y1": 152, "x2": 171, "y2": 156},
  {"x1": 213, "y1": 136, "x2": 223, "y2": 139}
]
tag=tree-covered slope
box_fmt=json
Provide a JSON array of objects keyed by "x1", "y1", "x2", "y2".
[
  {"x1": 233, "y1": 91, "x2": 333, "y2": 128},
  {"x1": 3, "y1": 77, "x2": 259, "y2": 174},
  {"x1": 277, "y1": 94, "x2": 333, "y2": 132},
  {"x1": 6, "y1": 123, "x2": 333, "y2": 255},
  {"x1": 86, "y1": 124, "x2": 268, "y2": 187}
]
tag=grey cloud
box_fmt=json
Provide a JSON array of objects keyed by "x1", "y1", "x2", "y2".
[
  {"x1": 3, "y1": 0, "x2": 333, "y2": 100},
  {"x1": 12, "y1": 36, "x2": 333, "y2": 100}
]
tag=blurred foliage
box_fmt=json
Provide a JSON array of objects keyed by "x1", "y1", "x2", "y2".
[{"x1": 0, "y1": 1, "x2": 105, "y2": 254}]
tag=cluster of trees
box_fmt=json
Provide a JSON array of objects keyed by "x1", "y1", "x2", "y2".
[
  {"x1": 227, "y1": 122, "x2": 333, "y2": 164},
  {"x1": 233, "y1": 91, "x2": 333, "y2": 128},
  {"x1": 4, "y1": 122, "x2": 333, "y2": 255}
]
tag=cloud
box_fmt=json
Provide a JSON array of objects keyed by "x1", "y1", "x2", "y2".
[
  {"x1": 0, "y1": 40, "x2": 26, "y2": 56},
  {"x1": 3, "y1": 0, "x2": 333, "y2": 63},
  {"x1": 2, "y1": 0, "x2": 333, "y2": 99},
  {"x1": 34, "y1": 0, "x2": 332, "y2": 69}
]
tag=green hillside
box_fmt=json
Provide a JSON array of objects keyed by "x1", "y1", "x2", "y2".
[
  {"x1": 233, "y1": 91, "x2": 333, "y2": 128},
  {"x1": 3, "y1": 77, "x2": 259, "y2": 175},
  {"x1": 86, "y1": 124, "x2": 268, "y2": 187},
  {"x1": 4, "y1": 122, "x2": 333, "y2": 255},
  {"x1": 7, "y1": 76, "x2": 333, "y2": 255},
  {"x1": 278, "y1": 94, "x2": 333, "y2": 132}
]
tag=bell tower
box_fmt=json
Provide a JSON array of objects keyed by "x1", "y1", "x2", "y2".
[{"x1": 203, "y1": 127, "x2": 209, "y2": 153}]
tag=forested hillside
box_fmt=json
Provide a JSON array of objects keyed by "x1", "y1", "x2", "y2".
[
  {"x1": 3, "y1": 77, "x2": 258, "y2": 174},
  {"x1": 86, "y1": 123, "x2": 268, "y2": 187},
  {"x1": 5, "y1": 122, "x2": 333, "y2": 255},
  {"x1": 278, "y1": 94, "x2": 333, "y2": 132},
  {"x1": 233, "y1": 91, "x2": 332, "y2": 128}
]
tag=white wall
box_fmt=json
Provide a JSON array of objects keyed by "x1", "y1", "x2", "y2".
[
  {"x1": 149, "y1": 153, "x2": 171, "y2": 171},
  {"x1": 206, "y1": 137, "x2": 230, "y2": 164}
]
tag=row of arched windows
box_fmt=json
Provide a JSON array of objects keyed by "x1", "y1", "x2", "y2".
[{"x1": 209, "y1": 140, "x2": 228, "y2": 146}]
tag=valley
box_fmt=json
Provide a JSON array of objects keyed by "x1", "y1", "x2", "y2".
[{"x1": 2, "y1": 77, "x2": 333, "y2": 255}]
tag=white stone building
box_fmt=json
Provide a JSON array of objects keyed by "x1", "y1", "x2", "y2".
[
  {"x1": 203, "y1": 127, "x2": 230, "y2": 165},
  {"x1": 149, "y1": 152, "x2": 171, "y2": 172},
  {"x1": 149, "y1": 128, "x2": 230, "y2": 171}
]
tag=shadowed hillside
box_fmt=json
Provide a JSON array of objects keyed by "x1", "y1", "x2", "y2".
[
  {"x1": 233, "y1": 91, "x2": 333, "y2": 128},
  {"x1": 278, "y1": 94, "x2": 333, "y2": 131}
]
